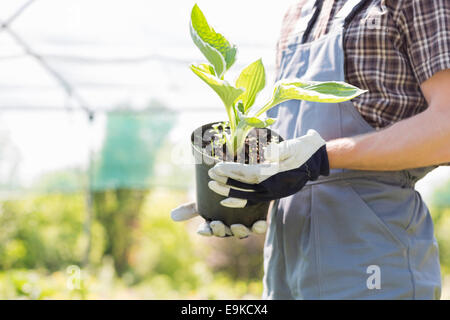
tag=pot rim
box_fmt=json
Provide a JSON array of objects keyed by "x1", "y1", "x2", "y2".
[{"x1": 191, "y1": 122, "x2": 221, "y2": 164}]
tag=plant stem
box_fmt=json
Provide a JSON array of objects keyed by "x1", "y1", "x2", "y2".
[{"x1": 226, "y1": 106, "x2": 236, "y2": 131}]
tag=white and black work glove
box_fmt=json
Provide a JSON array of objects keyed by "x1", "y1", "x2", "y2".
[
  {"x1": 170, "y1": 202, "x2": 267, "y2": 238},
  {"x1": 208, "y1": 129, "x2": 330, "y2": 208}
]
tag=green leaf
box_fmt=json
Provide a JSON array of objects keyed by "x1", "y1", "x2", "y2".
[
  {"x1": 190, "y1": 63, "x2": 244, "y2": 129},
  {"x1": 190, "y1": 4, "x2": 237, "y2": 77},
  {"x1": 235, "y1": 58, "x2": 266, "y2": 112},
  {"x1": 264, "y1": 118, "x2": 276, "y2": 126},
  {"x1": 231, "y1": 115, "x2": 275, "y2": 155},
  {"x1": 242, "y1": 116, "x2": 275, "y2": 128},
  {"x1": 236, "y1": 101, "x2": 245, "y2": 113},
  {"x1": 237, "y1": 111, "x2": 276, "y2": 129},
  {"x1": 256, "y1": 80, "x2": 367, "y2": 116},
  {"x1": 190, "y1": 26, "x2": 226, "y2": 78}
]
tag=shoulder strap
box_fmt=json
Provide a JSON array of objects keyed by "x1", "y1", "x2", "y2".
[
  {"x1": 289, "y1": 0, "x2": 323, "y2": 44},
  {"x1": 301, "y1": 0, "x2": 324, "y2": 43},
  {"x1": 332, "y1": 0, "x2": 371, "y2": 29}
]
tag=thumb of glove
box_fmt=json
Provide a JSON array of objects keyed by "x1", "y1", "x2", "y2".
[{"x1": 170, "y1": 202, "x2": 199, "y2": 221}]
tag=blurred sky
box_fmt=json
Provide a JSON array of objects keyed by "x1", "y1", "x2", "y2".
[{"x1": 0, "y1": 0, "x2": 448, "y2": 200}]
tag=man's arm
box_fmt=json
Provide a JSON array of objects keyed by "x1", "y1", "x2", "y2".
[{"x1": 326, "y1": 69, "x2": 450, "y2": 171}]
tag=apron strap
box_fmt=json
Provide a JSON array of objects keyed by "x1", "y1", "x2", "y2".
[
  {"x1": 332, "y1": 0, "x2": 371, "y2": 30},
  {"x1": 301, "y1": 0, "x2": 324, "y2": 44},
  {"x1": 289, "y1": 0, "x2": 323, "y2": 45}
]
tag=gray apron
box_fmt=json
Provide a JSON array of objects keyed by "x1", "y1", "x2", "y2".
[{"x1": 263, "y1": 0, "x2": 441, "y2": 299}]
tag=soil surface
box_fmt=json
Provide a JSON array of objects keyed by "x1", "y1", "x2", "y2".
[{"x1": 201, "y1": 126, "x2": 279, "y2": 164}]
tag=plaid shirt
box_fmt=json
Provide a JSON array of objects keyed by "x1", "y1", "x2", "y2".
[{"x1": 276, "y1": 0, "x2": 450, "y2": 129}]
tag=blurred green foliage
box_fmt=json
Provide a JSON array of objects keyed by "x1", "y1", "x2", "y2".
[
  {"x1": 93, "y1": 189, "x2": 147, "y2": 275},
  {"x1": 0, "y1": 193, "x2": 85, "y2": 271},
  {"x1": 92, "y1": 104, "x2": 173, "y2": 275},
  {"x1": 431, "y1": 180, "x2": 450, "y2": 275},
  {"x1": 0, "y1": 189, "x2": 263, "y2": 299}
]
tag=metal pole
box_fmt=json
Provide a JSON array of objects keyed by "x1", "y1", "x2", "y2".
[{"x1": 82, "y1": 111, "x2": 95, "y2": 267}]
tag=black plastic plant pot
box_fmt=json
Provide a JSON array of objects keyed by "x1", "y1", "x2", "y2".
[{"x1": 191, "y1": 122, "x2": 283, "y2": 228}]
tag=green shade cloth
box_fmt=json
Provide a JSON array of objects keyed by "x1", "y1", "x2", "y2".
[{"x1": 92, "y1": 110, "x2": 174, "y2": 191}]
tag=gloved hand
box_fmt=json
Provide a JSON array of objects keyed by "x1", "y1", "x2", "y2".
[
  {"x1": 208, "y1": 129, "x2": 329, "y2": 208},
  {"x1": 170, "y1": 202, "x2": 267, "y2": 238}
]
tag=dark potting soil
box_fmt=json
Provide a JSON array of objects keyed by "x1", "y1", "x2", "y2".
[{"x1": 201, "y1": 126, "x2": 279, "y2": 164}]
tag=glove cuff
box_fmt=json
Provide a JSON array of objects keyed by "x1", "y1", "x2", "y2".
[
  {"x1": 306, "y1": 145, "x2": 330, "y2": 180},
  {"x1": 319, "y1": 145, "x2": 330, "y2": 176}
]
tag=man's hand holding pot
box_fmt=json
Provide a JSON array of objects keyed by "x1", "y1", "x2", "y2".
[
  {"x1": 208, "y1": 129, "x2": 330, "y2": 207},
  {"x1": 171, "y1": 129, "x2": 329, "y2": 239},
  {"x1": 170, "y1": 202, "x2": 267, "y2": 238}
]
